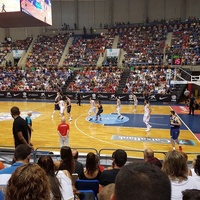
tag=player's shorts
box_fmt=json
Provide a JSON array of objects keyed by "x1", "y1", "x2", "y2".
[
  {"x1": 89, "y1": 107, "x2": 96, "y2": 114},
  {"x1": 97, "y1": 109, "x2": 103, "y2": 116},
  {"x1": 143, "y1": 114, "x2": 150, "y2": 123},
  {"x1": 60, "y1": 107, "x2": 65, "y2": 114},
  {"x1": 170, "y1": 128, "x2": 180, "y2": 140},
  {"x1": 67, "y1": 105, "x2": 71, "y2": 113},
  {"x1": 55, "y1": 104, "x2": 60, "y2": 110}
]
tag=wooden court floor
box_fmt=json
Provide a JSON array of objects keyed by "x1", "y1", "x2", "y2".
[{"x1": 0, "y1": 100, "x2": 199, "y2": 160}]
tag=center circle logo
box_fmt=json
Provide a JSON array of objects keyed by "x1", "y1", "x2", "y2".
[{"x1": 86, "y1": 114, "x2": 129, "y2": 124}]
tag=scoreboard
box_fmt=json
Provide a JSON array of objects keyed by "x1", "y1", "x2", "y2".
[
  {"x1": 0, "y1": 0, "x2": 52, "y2": 27},
  {"x1": 172, "y1": 55, "x2": 182, "y2": 65}
]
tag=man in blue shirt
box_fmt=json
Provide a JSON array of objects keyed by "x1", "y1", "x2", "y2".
[
  {"x1": 25, "y1": 111, "x2": 33, "y2": 139},
  {"x1": 0, "y1": 144, "x2": 32, "y2": 186}
]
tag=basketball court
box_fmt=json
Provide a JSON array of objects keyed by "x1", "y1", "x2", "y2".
[{"x1": 0, "y1": 100, "x2": 199, "y2": 161}]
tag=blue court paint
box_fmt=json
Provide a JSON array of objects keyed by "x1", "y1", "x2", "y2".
[
  {"x1": 86, "y1": 113, "x2": 188, "y2": 130},
  {"x1": 86, "y1": 114, "x2": 129, "y2": 124},
  {"x1": 179, "y1": 114, "x2": 200, "y2": 133}
]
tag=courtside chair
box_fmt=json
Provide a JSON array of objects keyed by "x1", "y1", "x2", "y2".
[{"x1": 75, "y1": 179, "x2": 99, "y2": 200}]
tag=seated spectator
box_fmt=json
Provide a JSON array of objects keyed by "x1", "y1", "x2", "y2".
[
  {"x1": 106, "y1": 150, "x2": 116, "y2": 170},
  {"x1": 79, "y1": 152, "x2": 101, "y2": 180},
  {"x1": 192, "y1": 155, "x2": 200, "y2": 189},
  {"x1": 162, "y1": 150, "x2": 197, "y2": 200},
  {"x1": 38, "y1": 155, "x2": 74, "y2": 200},
  {"x1": 182, "y1": 152, "x2": 192, "y2": 176},
  {"x1": 144, "y1": 148, "x2": 162, "y2": 168},
  {"x1": 5, "y1": 163, "x2": 51, "y2": 200},
  {"x1": 98, "y1": 183, "x2": 115, "y2": 200},
  {"x1": 0, "y1": 144, "x2": 32, "y2": 185},
  {"x1": 54, "y1": 146, "x2": 75, "y2": 176},
  {"x1": 111, "y1": 161, "x2": 171, "y2": 200},
  {"x1": 190, "y1": 157, "x2": 198, "y2": 177},
  {"x1": 99, "y1": 149, "x2": 127, "y2": 186},
  {"x1": 96, "y1": 155, "x2": 105, "y2": 172},
  {"x1": 182, "y1": 189, "x2": 200, "y2": 200},
  {"x1": 72, "y1": 149, "x2": 84, "y2": 177}
]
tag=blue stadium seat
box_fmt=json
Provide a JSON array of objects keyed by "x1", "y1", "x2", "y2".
[
  {"x1": 0, "y1": 190, "x2": 4, "y2": 200},
  {"x1": 75, "y1": 180, "x2": 99, "y2": 199},
  {"x1": 78, "y1": 190, "x2": 97, "y2": 200}
]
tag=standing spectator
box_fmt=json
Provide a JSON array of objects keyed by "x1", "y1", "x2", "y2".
[
  {"x1": 83, "y1": 26, "x2": 86, "y2": 35},
  {"x1": 57, "y1": 117, "x2": 70, "y2": 147},
  {"x1": 0, "y1": 144, "x2": 32, "y2": 186},
  {"x1": 111, "y1": 162, "x2": 171, "y2": 200},
  {"x1": 162, "y1": 150, "x2": 197, "y2": 200},
  {"x1": 99, "y1": 149, "x2": 127, "y2": 187},
  {"x1": 170, "y1": 110, "x2": 182, "y2": 151},
  {"x1": 25, "y1": 111, "x2": 33, "y2": 139},
  {"x1": 5, "y1": 163, "x2": 51, "y2": 200},
  {"x1": 143, "y1": 148, "x2": 162, "y2": 168},
  {"x1": 72, "y1": 149, "x2": 84, "y2": 177},
  {"x1": 10, "y1": 106, "x2": 31, "y2": 148},
  {"x1": 189, "y1": 94, "x2": 195, "y2": 115},
  {"x1": 143, "y1": 100, "x2": 152, "y2": 131}
]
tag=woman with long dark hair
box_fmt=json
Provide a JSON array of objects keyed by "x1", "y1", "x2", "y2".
[
  {"x1": 38, "y1": 155, "x2": 74, "y2": 200},
  {"x1": 79, "y1": 152, "x2": 101, "y2": 180}
]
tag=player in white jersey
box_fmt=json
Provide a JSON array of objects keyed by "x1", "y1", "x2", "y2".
[
  {"x1": 143, "y1": 100, "x2": 152, "y2": 131},
  {"x1": 133, "y1": 94, "x2": 138, "y2": 112},
  {"x1": 88, "y1": 97, "x2": 96, "y2": 121},
  {"x1": 116, "y1": 97, "x2": 123, "y2": 120},
  {"x1": 59, "y1": 97, "x2": 66, "y2": 117}
]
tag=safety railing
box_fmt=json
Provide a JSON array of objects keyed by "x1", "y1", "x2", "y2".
[{"x1": 0, "y1": 146, "x2": 199, "y2": 166}]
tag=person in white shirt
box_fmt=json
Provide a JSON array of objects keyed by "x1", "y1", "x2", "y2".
[
  {"x1": 133, "y1": 94, "x2": 138, "y2": 112},
  {"x1": 143, "y1": 100, "x2": 152, "y2": 131},
  {"x1": 88, "y1": 97, "x2": 96, "y2": 121},
  {"x1": 59, "y1": 97, "x2": 66, "y2": 117},
  {"x1": 116, "y1": 97, "x2": 123, "y2": 120},
  {"x1": 162, "y1": 150, "x2": 197, "y2": 200},
  {"x1": 38, "y1": 155, "x2": 74, "y2": 200},
  {"x1": 192, "y1": 155, "x2": 200, "y2": 189}
]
